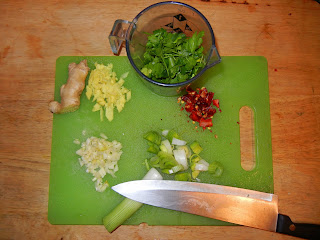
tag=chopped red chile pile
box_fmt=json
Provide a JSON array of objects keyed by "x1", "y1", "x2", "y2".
[{"x1": 178, "y1": 86, "x2": 220, "y2": 130}]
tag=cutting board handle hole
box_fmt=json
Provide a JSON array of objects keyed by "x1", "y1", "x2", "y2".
[{"x1": 239, "y1": 106, "x2": 256, "y2": 171}]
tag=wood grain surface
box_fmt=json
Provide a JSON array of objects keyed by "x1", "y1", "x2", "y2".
[{"x1": 0, "y1": 0, "x2": 319, "y2": 239}]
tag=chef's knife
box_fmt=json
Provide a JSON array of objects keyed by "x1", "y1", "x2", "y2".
[{"x1": 112, "y1": 180, "x2": 320, "y2": 239}]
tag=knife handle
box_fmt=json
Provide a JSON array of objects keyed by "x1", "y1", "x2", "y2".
[{"x1": 277, "y1": 214, "x2": 320, "y2": 240}]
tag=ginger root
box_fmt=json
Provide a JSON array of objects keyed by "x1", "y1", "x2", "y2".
[{"x1": 49, "y1": 59, "x2": 90, "y2": 114}]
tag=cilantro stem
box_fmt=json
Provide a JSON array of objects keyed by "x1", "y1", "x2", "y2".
[{"x1": 161, "y1": 55, "x2": 170, "y2": 78}]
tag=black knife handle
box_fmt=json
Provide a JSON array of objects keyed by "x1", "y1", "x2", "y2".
[{"x1": 277, "y1": 214, "x2": 320, "y2": 239}]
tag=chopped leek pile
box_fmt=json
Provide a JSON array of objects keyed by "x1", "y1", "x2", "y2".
[
  {"x1": 143, "y1": 129, "x2": 223, "y2": 181},
  {"x1": 75, "y1": 134, "x2": 123, "y2": 192}
]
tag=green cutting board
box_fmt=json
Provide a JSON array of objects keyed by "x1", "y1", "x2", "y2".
[{"x1": 48, "y1": 56, "x2": 273, "y2": 226}]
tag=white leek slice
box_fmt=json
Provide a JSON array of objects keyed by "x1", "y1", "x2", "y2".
[
  {"x1": 194, "y1": 164, "x2": 208, "y2": 171},
  {"x1": 195, "y1": 159, "x2": 210, "y2": 171},
  {"x1": 176, "y1": 145, "x2": 191, "y2": 158},
  {"x1": 172, "y1": 137, "x2": 187, "y2": 146},
  {"x1": 198, "y1": 159, "x2": 209, "y2": 167},
  {"x1": 162, "y1": 129, "x2": 169, "y2": 137},
  {"x1": 143, "y1": 167, "x2": 163, "y2": 180},
  {"x1": 173, "y1": 149, "x2": 188, "y2": 170},
  {"x1": 161, "y1": 139, "x2": 173, "y2": 155}
]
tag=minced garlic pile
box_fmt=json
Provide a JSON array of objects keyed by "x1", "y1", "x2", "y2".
[
  {"x1": 75, "y1": 134, "x2": 123, "y2": 192},
  {"x1": 86, "y1": 63, "x2": 131, "y2": 121}
]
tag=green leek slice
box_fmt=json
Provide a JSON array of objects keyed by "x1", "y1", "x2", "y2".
[
  {"x1": 208, "y1": 161, "x2": 224, "y2": 177},
  {"x1": 143, "y1": 131, "x2": 161, "y2": 145},
  {"x1": 175, "y1": 172, "x2": 191, "y2": 181},
  {"x1": 103, "y1": 168, "x2": 163, "y2": 232},
  {"x1": 190, "y1": 141, "x2": 203, "y2": 154}
]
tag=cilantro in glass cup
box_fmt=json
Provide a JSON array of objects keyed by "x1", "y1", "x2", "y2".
[{"x1": 109, "y1": 1, "x2": 221, "y2": 96}]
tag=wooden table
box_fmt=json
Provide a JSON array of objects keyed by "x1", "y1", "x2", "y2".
[{"x1": 1, "y1": 0, "x2": 319, "y2": 239}]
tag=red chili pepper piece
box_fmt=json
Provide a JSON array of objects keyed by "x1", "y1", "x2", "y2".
[
  {"x1": 212, "y1": 99, "x2": 220, "y2": 108},
  {"x1": 202, "y1": 106, "x2": 216, "y2": 118},
  {"x1": 206, "y1": 92, "x2": 214, "y2": 104},
  {"x1": 186, "y1": 85, "x2": 196, "y2": 95},
  {"x1": 181, "y1": 95, "x2": 192, "y2": 104},
  {"x1": 190, "y1": 112, "x2": 200, "y2": 121},
  {"x1": 199, "y1": 87, "x2": 208, "y2": 98},
  {"x1": 199, "y1": 118, "x2": 213, "y2": 128},
  {"x1": 184, "y1": 103, "x2": 194, "y2": 112}
]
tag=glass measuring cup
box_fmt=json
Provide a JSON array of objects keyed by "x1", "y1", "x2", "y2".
[{"x1": 109, "y1": 1, "x2": 221, "y2": 96}]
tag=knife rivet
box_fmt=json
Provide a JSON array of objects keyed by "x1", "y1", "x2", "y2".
[{"x1": 289, "y1": 224, "x2": 296, "y2": 231}]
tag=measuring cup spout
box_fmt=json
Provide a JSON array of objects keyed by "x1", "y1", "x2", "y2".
[
  {"x1": 109, "y1": 19, "x2": 132, "y2": 55},
  {"x1": 206, "y1": 46, "x2": 221, "y2": 69}
]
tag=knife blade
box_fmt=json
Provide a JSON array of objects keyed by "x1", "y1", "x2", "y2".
[{"x1": 112, "y1": 180, "x2": 320, "y2": 239}]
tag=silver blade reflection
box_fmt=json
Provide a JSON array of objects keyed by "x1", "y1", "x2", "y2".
[{"x1": 112, "y1": 180, "x2": 278, "y2": 231}]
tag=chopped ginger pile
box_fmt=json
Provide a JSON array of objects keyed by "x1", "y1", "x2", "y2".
[{"x1": 86, "y1": 63, "x2": 131, "y2": 121}]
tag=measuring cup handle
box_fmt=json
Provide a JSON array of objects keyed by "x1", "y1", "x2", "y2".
[
  {"x1": 109, "y1": 19, "x2": 132, "y2": 55},
  {"x1": 206, "y1": 46, "x2": 221, "y2": 68}
]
